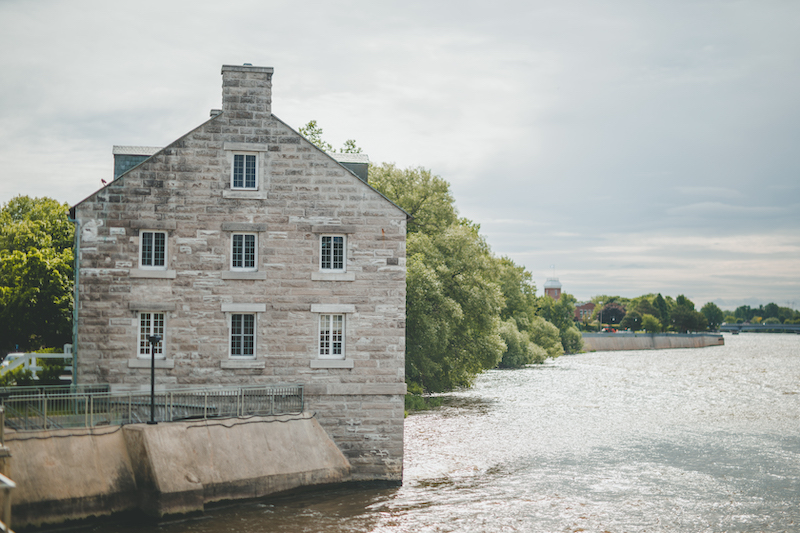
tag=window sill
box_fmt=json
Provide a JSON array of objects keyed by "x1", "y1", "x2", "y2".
[
  {"x1": 221, "y1": 360, "x2": 265, "y2": 369},
  {"x1": 310, "y1": 359, "x2": 354, "y2": 369},
  {"x1": 222, "y1": 190, "x2": 268, "y2": 200},
  {"x1": 311, "y1": 272, "x2": 355, "y2": 282},
  {"x1": 130, "y1": 269, "x2": 177, "y2": 279},
  {"x1": 128, "y1": 359, "x2": 175, "y2": 369},
  {"x1": 222, "y1": 271, "x2": 267, "y2": 280}
]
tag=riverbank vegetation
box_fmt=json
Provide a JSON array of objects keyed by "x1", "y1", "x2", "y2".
[
  {"x1": 369, "y1": 162, "x2": 580, "y2": 398},
  {"x1": 0, "y1": 196, "x2": 74, "y2": 354},
  {"x1": 581, "y1": 293, "x2": 800, "y2": 333}
]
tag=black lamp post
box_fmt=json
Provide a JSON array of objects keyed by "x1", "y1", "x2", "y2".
[{"x1": 147, "y1": 334, "x2": 161, "y2": 425}]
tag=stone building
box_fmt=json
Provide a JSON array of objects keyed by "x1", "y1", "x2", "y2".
[{"x1": 70, "y1": 64, "x2": 408, "y2": 481}]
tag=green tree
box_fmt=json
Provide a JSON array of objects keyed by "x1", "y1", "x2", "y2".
[
  {"x1": 620, "y1": 310, "x2": 643, "y2": 332},
  {"x1": 599, "y1": 302, "x2": 626, "y2": 327},
  {"x1": 298, "y1": 120, "x2": 362, "y2": 154},
  {"x1": 498, "y1": 319, "x2": 547, "y2": 368},
  {"x1": 404, "y1": 226, "x2": 506, "y2": 392},
  {"x1": 633, "y1": 298, "x2": 660, "y2": 321},
  {"x1": 653, "y1": 293, "x2": 669, "y2": 325},
  {"x1": 528, "y1": 317, "x2": 564, "y2": 360},
  {"x1": 641, "y1": 314, "x2": 662, "y2": 333},
  {"x1": 0, "y1": 196, "x2": 74, "y2": 354},
  {"x1": 700, "y1": 302, "x2": 724, "y2": 330},
  {"x1": 495, "y1": 257, "x2": 538, "y2": 332},
  {"x1": 539, "y1": 293, "x2": 583, "y2": 353},
  {"x1": 370, "y1": 163, "x2": 459, "y2": 235}
]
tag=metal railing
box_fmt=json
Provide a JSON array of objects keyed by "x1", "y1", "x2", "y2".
[
  {"x1": 1, "y1": 385, "x2": 303, "y2": 431},
  {"x1": 0, "y1": 472, "x2": 14, "y2": 533},
  {"x1": 0, "y1": 383, "x2": 109, "y2": 399},
  {"x1": 0, "y1": 407, "x2": 13, "y2": 533}
]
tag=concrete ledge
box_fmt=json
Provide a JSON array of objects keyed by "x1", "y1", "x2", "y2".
[
  {"x1": 8, "y1": 414, "x2": 351, "y2": 527},
  {"x1": 582, "y1": 333, "x2": 724, "y2": 352}
]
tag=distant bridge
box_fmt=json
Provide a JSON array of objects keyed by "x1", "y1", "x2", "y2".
[{"x1": 720, "y1": 323, "x2": 800, "y2": 333}]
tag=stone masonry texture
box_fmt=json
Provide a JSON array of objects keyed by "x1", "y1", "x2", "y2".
[{"x1": 72, "y1": 65, "x2": 407, "y2": 481}]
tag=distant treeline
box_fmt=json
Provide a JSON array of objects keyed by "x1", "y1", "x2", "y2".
[{"x1": 580, "y1": 294, "x2": 800, "y2": 334}]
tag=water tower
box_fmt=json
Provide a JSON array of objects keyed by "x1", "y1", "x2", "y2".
[{"x1": 544, "y1": 278, "x2": 562, "y2": 300}]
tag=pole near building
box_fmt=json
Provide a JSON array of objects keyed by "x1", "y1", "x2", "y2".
[{"x1": 147, "y1": 335, "x2": 161, "y2": 425}]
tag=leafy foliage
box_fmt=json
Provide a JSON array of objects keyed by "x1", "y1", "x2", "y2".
[
  {"x1": 700, "y1": 302, "x2": 724, "y2": 330},
  {"x1": 0, "y1": 196, "x2": 74, "y2": 353},
  {"x1": 599, "y1": 302, "x2": 626, "y2": 326},
  {"x1": 298, "y1": 120, "x2": 362, "y2": 153},
  {"x1": 620, "y1": 310, "x2": 643, "y2": 332},
  {"x1": 641, "y1": 314, "x2": 662, "y2": 333},
  {"x1": 369, "y1": 163, "x2": 459, "y2": 235}
]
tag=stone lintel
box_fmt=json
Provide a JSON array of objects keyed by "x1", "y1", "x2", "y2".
[
  {"x1": 223, "y1": 142, "x2": 269, "y2": 152},
  {"x1": 221, "y1": 303, "x2": 267, "y2": 312},
  {"x1": 129, "y1": 220, "x2": 177, "y2": 230},
  {"x1": 311, "y1": 225, "x2": 357, "y2": 234},
  {"x1": 310, "y1": 304, "x2": 356, "y2": 314},
  {"x1": 221, "y1": 222, "x2": 268, "y2": 232},
  {"x1": 310, "y1": 359, "x2": 355, "y2": 369},
  {"x1": 128, "y1": 302, "x2": 177, "y2": 311}
]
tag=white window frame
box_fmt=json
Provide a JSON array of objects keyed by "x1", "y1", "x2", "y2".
[
  {"x1": 139, "y1": 230, "x2": 167, "y2": 270},
  {"x1": 231, "y1": 152, "x2": 258, "y2": 190},
  {"x1": 318, "y1": 314, "x2": 345, "y2": 359},
  {"x1": 320, "y1": 234, "x2": 346, "y2": 272},
  {"x1": 231, "y1": 233, "x2": 258, "y2": 271},
  {"x1": 229, "y1": 313, "x2": 256, "y2": 359},
  {"x1": 138, "y1": 312, "x2": 165, "y2": 359}
]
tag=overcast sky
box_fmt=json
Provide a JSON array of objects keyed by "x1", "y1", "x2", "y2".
[{"x1": 1, "y1": 0, "x2": 798, "y2": 310}]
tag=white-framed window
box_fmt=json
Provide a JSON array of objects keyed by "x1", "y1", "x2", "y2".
[
  {"x1": 320, "y1": 235, "x2": 345, "y2": 271},
  {"x1": 140, "y1": 231, "x2": 167, "y2": 269},
  {"x1": 231, "y1": 233, "x2": 257, "y2": 271},
  {"x1": 232, "y1": 153, "x2": 257, "y2": 190},
  {"x1": 230, "y1": 313, "x2": 256, "y2": 358},
  {"x1": 319, "y1": 314, "x2": 345, "y2": 359},
  {"x1": 138, "y1": 312, "x2": 165, "y2": 359}
]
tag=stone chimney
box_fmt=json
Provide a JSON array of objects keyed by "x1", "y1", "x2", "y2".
[{"x1": 221, "y1": 64, "x2": 274, "y2": 119}]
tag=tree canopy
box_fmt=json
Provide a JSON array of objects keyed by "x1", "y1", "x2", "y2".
[{"x1": 0, "y1": 196, "x2": 74, "y2": 353}]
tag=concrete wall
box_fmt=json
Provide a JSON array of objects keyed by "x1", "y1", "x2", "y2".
[
  {"x1": 72, "y1": 65, "x2": 407, "y2": 480},
  {"x1": 582, "y1": 333, "x2": 724, "y2": 352},
  {"x1": 6, "y1": 415, "x2": 350, "y2": 528}
]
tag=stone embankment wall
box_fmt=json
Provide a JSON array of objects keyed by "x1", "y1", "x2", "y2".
[
  {"x1": 582, "y1": 333, "x2": 724, "y2": 352},
  {"x1": 5, "y1": 415, "x2": 350, "y2": 529}
]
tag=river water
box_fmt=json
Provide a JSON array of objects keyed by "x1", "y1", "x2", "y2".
[{"x1": 79, "y1": 333, "x2": 800, "y2": 533}]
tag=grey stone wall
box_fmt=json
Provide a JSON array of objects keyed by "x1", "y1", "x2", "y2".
[{"x1": 73, "y1": 65, "x2": 407, "y2": 480}]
